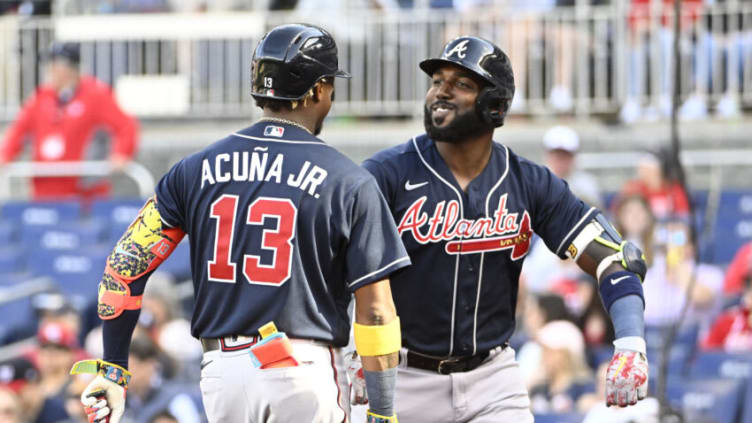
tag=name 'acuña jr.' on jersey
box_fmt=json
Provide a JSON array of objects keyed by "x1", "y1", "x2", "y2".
[
  {"x1": 155, "y1": 121, "x2": 410, "y2": 345},
  {"x1": 363, "y1": 134, "x2": 596, "y2": 357}
]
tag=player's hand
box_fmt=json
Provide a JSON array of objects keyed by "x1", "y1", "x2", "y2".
[
  {"x1": 606, "y1": 337, "x2": 648, "y2": 407},
  {"x1": 80, "y1": 374, "x2": 127, "y2": 423},
  {"x1": 345, "y1": 350, "x2": 368, "y2": 405}
]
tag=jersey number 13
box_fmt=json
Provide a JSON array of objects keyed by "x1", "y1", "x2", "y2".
[{"x1": 208, "y1": 194, "x2": 297, "y2": 286}]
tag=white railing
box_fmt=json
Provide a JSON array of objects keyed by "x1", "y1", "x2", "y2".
[
  {"x1": 0, "y1": 1, "x2": 751, "y2": 120},
  {"x1": 0, "y1": 160, "x2": 156, "y2": 198}
]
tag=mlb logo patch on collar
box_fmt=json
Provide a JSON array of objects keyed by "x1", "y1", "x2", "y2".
[{"x1": 264, "y1": 125, "x2": 284, "y2": 138}]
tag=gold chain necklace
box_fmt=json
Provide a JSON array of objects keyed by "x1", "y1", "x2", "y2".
[{"x1": 257, "y1": 117, "x2": 312, "y2": 135}]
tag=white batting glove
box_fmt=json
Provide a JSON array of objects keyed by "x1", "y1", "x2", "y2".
[
  {"x1": 345, "y1": 350, "x2": 368, "y2": 405},
  {"x1": 81, "y1": 374, "x2": 126, "y2": 423},
  {"x1": 606, "y1": 337, "x2": 649, "y2": 407}
]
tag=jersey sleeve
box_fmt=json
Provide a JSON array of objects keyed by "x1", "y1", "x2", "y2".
[
  {"x1": 523, "y1": 161, "x2": 597, "y2": 259},
  {"x1": 344, "y1": 177, "x2": 411, "y2": 292},
  {"x1": 154, "y1": 159, "x2": 187, "y2": 230},
  {"x1": 362, "y1": 158, "x2": 397, "y2": 206}
]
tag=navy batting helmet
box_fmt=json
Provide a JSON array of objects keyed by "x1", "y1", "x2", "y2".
[
  {"x1": 251, "y1": 24, "x2": 350, "y2": 101},
  {"x1": 420, "y1": 36, "x2": 515, "y2": 127}
]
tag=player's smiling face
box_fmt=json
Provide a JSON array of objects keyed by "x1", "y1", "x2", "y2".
[
  {"x1": 426, "y1": 64, "x2": 480, "y2": 126},
  {"x1": 423, "y1": 64, "x2": 494, "y2": 143}
]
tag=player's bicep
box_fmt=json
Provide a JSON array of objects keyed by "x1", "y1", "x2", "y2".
[{"x1": 98, "y1": 197, "x2": 185, "y2": 320}]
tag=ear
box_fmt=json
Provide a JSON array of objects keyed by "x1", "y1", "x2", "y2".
[{"x1": 312, "y1": 83, "x2": 324, "y2": 103}]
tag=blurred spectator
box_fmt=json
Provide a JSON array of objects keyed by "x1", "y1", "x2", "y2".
[
  {"x1": 621, "y1": 0, "x2": 706, "y2": 123},
  {"x1": 0, "y1": 1, "x2": 52, "y2": 15},
  {"x1": 621, "y1": 149, "x2": 689, "y2": 221},
  {"x1": 296, "y1": 0, "x2": 399, "y2": 10},
  {"x1": 138, "y1": 275, "x2": 202, "y2": 377},
  {"x1": 123, "y1": 336, "x2": 202, "y2": 423},
  {"x1": 702, "y1": 272, "x2": 752, "y2": 351},
  {"x1": 0, "y1": 386, "x2": 24, "y2": 423},
  {"x1": 542, "y1": 125, "x2": 601, "y2": 208},
  {"x1": 529, "y1": 320, "x2": 594, "y2": 414},
  {"x1": 0, "y1": 357, "x2": 69, "y2": 423},
  {"x1": 517, "y1": 294, "x2": 574, "y2": 387},
  {"x1": 613, "y1": 194, "x2": 655, "y2": 262},
  {"x1": 722, "y1": 241, "x2": 752, "y2": 295},
  {"x1": 0, "y1": 41, "x2": 139, "y2": 200},
  {"x1": 551, "y1": 275, "x2": 615, "y2": 350},
  {"x1": 59, "y1": 374, "x2": 96, "y2": 423},
  {"x1": 521, "y1": 236, "x2": 582, "y2": 293},
  {"x1": 35, "y1": 321, "x2": 81, "y2": 399},
  {"x1": 643, "y1": 221, "x2": 723, "y2": 328},
  {"x1": 150, "y1": 410, "x2": 179, "y2": 423},
  {"x1": 580, "y1": 361, "x2": 660, "y2": 421}
]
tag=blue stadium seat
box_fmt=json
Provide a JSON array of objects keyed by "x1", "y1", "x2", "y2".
[
  {"x1": 0, "y1": 221, "x2": 18, "y2": 245},
  {"x1": 690, "y1": 351, "x2": 752, "y2": 380},
  {"x1": 0, "y1": 247, "x2": 27, "y2": 274},
  {"x1": 21, "y1": 219, "x2": 109, "y2": 251},
  {"x1": 1, "y1": 201, "x2": 81, "y2": 225},
  {"x1": 0, "y1": 272, "x2": 34, "y2": 287},
  {"x1": 645, "y1": 324, "x2": 698, "y2": 358},
  {"x1": 665, "y1": 377, "x2": 745, "y2": 423},
  {"x1": 0, "y1": 295, "x2": 36, "y2": 344},
  {"x1": 90, "y1": 199, "x2": 142, "y2": 242},
  {"x1": 156, "y1": 240, "x2": 192, "y2": 281},
  {"x1": 533, "y1": 413, "x2": 584, "y2": 423},
  {"x1": 690, "y1": 352, "x2": 752, "y2": 423},
  {"x1": 30, "y1": 248, "x2": 108, "y2": 307}
]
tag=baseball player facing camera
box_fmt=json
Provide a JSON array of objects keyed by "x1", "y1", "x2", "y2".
[
  {"x1": 71, "y1": 24, "x2": 408, "y2": 423},
  {"x1": 361, "y1": 36, "x2": 649, "y2": 422}
]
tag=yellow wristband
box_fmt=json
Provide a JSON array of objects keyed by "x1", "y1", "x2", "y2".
[
  {"x1": 366, "y1": 410, "x2": 398, "y2": 423},
  {"x1": 353, "y1": 316, "x2": 401, "y2": 357}
]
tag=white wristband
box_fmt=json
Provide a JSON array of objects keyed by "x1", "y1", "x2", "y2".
[
  {"x1": 613, "y1": 336, "x2": 647, "y2": 355},
  {"x1": 597, "y1": 252, "x2": 622, "y2": 281}
]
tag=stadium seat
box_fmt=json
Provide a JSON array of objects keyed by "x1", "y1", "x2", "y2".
[
  {"x1": 0, "y1": 221, "x2": 18, "y2": 245},
  {"x1": 690, "y1": 352, "x2": 752, "y2": 423},
  {"x1": 1, "y1": 201, "x2": 81, "y2": 226},
  {"x1": 0, "y1": 295, "x2": 36, "y2": 344},
  {"x1": 645, "y1": 324, "x2": 698, "y2": 360},
  {"x1": 533, "y1": 413, "x2": 584, "y2": 423},
  {"x1": 90, "y1": 198, "x2": 142, "y2": 241},
  {"x1": 21, "y1": 219, "x2": 108, "y2": 251},
  {"x1": 665, "y1": 377, "x2": 745, "y2": 423},
  {"x1": 690, "y1": 351, "x2": 752, "y2": 380},
  {"x1": 0, "y1": 247, "x2": 27, "y2": 274},
  {"x1": 29, "y1": 248, "x2": 108, "y2": 308}
]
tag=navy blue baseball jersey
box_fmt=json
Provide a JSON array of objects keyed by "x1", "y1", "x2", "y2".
[
  {"x1": 363, "y1": 134, "x2": 597, "y2": 357},
  {"x1": 155, "y1": 121, "x2": 410, "y2": 345}
]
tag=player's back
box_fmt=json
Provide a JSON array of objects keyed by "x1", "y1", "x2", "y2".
[{"x1": 154, "y1": 121, "x2": 405, "y2": 346}]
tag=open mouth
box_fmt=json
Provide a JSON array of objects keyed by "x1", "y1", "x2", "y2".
[{"x1": 431, "y1": 102, "x2": 456, "y2": 125}]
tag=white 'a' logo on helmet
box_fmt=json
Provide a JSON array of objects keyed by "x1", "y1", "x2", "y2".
[{"x1": 445, "y1": 40, "x2": 470, "y2": 59}]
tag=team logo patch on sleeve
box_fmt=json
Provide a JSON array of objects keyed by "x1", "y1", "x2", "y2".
[{"x1": 264, "y1": 125, "x2": 284, "y2": 137}]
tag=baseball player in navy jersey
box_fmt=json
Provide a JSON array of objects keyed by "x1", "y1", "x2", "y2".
[
  {"x1": 71, "y1": 24, "x2": 408, "y2": 423},
  {"x1": 360, "y1": 36, "x2": 650, "y2": 422}
]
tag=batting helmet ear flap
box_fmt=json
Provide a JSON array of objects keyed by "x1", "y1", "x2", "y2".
[{"x1": 476, "y1": 87, "x2": 508, "y2": 127}]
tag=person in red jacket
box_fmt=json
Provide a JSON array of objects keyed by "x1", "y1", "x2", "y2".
[
  {"x1": 723, "y1": 242, "x2": 752, "y2": 295},
  {"x1": 0, "y1": 42, "x2": 139, "y2": 199},
  {"x1": 702, "y1": 276, "x2": 752, "y2": 352}
]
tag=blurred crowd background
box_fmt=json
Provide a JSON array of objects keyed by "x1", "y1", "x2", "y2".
[{"x1": 0, "y1": 1, "x2": 751, "y2": 423}]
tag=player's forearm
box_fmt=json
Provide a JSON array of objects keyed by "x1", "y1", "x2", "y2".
[
  {"x1": 102, "y1": 273, "x2": 148, "y2": 368},
  {"x1": 361, "y1": 351, "x2": 399, "y2": 371},
  {"x1": 103, "y1": 310, "x2": 140, "y2": 369},
  {"x1": 609, "y1": 295, "x2": 645, "y2": 339}
]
